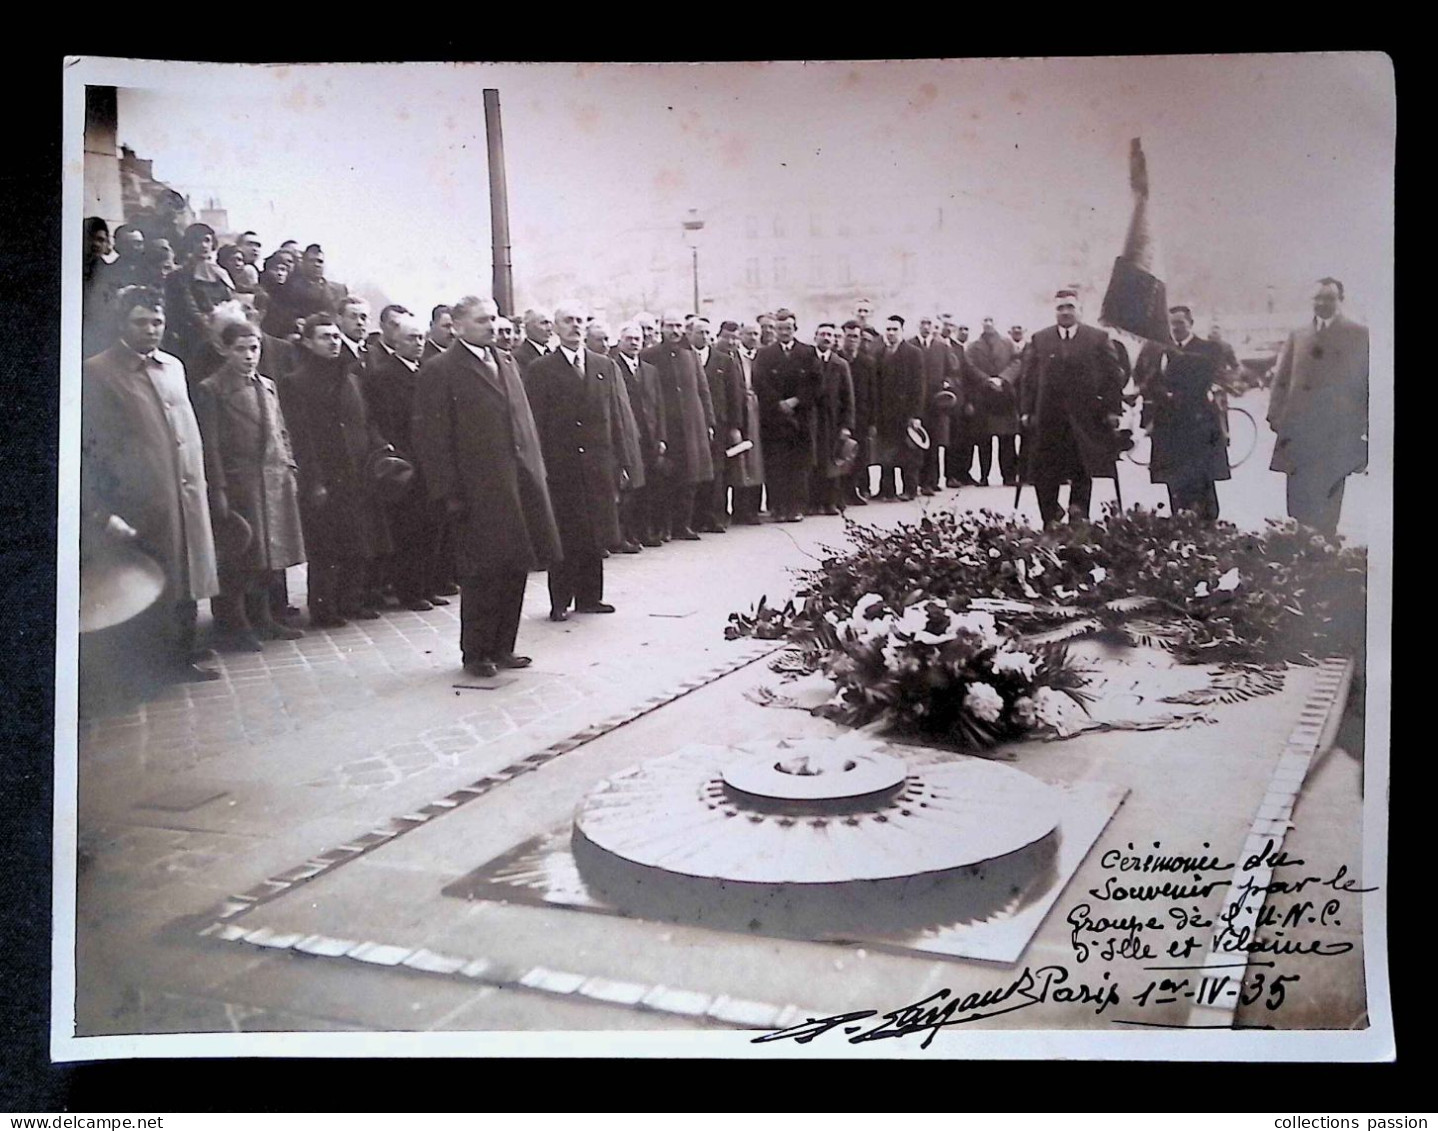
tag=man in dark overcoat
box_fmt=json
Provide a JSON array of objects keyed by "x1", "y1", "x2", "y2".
[
  {"x1": 840, "y1": 320, "x2": 878, "y2": 506},
  {"x1": 279, "y1": 313, "x2": 391, "y2": 627},
  {"x1": 641, "y1": 311, "x2": 715, "y2": 540},
  {"x1": 1266, "y1": 277, "x2": 1369, "y2": 536},
  {"x1": 364, "y1": 312, "x2": 448, "y2": 608},
  {"x1": 513, "y1": 309, "x2": 554, "y2": 375},
  {"x1": 812, "y1": 322, "x2": 856, "y2": 515},
  {"x1": 526, "y1": 303, "x2": 631, "y2": 621},
  {"x1": 688, "y1": 315, "x2": 744, "y2": 532},
  {"x1": 753, "y1": 308, "x2": 821, "y2": 522},
  {"x1": 411, "y1": 296, "x2": 561, "y2": 677},
  {"x1": 909, "y1": 315, "x2": 961, "y2": 494},
  {"x1": 1133, "y1": 305, "x2": 1232, "y2": 521},
  {"x1": 873, "y1": 316, "x2": 926, "y2": 501},
  {"x1": 729, "y1": 322, "x2": 767, "y2": 524},
  {"x1": 612, "y1": 322, "x2": 667, "y2": 546},
  {"x1": 1018, "y1": 290, "x2": 1125, "y2": 525},
  {"x1": 966, "y1": 316, "x2": 1022, "y2": 486}
]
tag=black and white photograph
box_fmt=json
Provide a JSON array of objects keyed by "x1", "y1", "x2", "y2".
[{"x1": 54, "y1": 54, "x2": 1393, "y2": 1059}]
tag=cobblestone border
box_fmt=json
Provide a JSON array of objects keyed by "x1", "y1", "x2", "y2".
[
  {"x1": 1186, "y1": 656, "x2": 1356, "y2": 1028},
  {"x1": 199, "y1": 638, "x2": 784, "y2": 922}
]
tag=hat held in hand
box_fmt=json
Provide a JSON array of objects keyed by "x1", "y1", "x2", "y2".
[{"x1": 367, "y1": 445, "x2": 416, "y2": 503}]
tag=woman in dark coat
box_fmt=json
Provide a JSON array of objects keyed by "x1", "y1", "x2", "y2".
[
  {"x1": 193, "y1": 321, "x2": 307, "y2": 649},
  {"x1": 163, "y1": 222, "x2": 236, "y2": 384}
]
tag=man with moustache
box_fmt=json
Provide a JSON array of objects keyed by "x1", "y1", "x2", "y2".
[
  {"x1": 840, "y1": 319, "x2": 878, "y2": 506},
  {"x1": 335, "y1": 296, "x2": 371, "y2": 365},
  {"x1": 525, "y1": 302, "x2": 631, "y2": 621},
  {"x1": 1267, "y1": 277, "x2": 1369, "y2": 536},
  {"x1": 278, "y1": 313, "x2": 392, "y2": 626},
  {"x1": 688, "y1": 315, "x2": 744, "y2": 532},
  {"x1": 641, "y1": 310, "x2": 716, "y2": 540},
  {"x1": 585, "y1": 320, "x2": 611, "y2": 355},
  {"x1": 424, "y1": 304, "x2": 455, "y2": 362},
  {"x1": 729, "y1": 321, "x2": 767, "y2": 524},
  {"x1": 514, "y1": 308, "x2": 554, "y2": 374},
  {"x1": 494, "y1": 316, "x2": 519, "y2": 355},
  {"x1": 874, "y1": 315, "x2": 925, "y2": 501},
  {"x1": 612, "y1": 322, "x2": 667, "y2": 546},
  {"x1": 411, "y1": 296, "x2": 560, "y2": 678},
  {"x1": 812, "y1": 322, "x2": 856, "y2": 515},
  {"x1": 753, "y1": 308, "x2": 820, "y2": 522},
  {"x1": 909, "y1": 314, "x2": 960, "y2": 495},
  {"x1": 966, "y1": 316, "x2": 1022, "y2": 487},
  {"x1": 1019, "y1": 290, "x2": 1125, "y2": 525},
  {"x1": 716, "y1": 319, "x2": 741, "y2": 352}
]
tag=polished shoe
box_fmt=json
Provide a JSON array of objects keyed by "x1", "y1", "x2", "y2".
[
  {"x1": 433, "y1": 583, "x2": 460, "y2": 597},
  {"x1": 849, "y1": 492, "x2": 869, "y2": 507},
  {"x1": 821, "y1": 504, "x2": 841, "y2": 516},
  {"x1": 897, "y1": 492, "x2": 918, "y2": 502},
  {"x1": 495, "y1": 653, "x2": 533, "y2": 669},
  {"x1": 697, "y1": 524, "x2": 726, "y2": 534},
  {"x1": 463, "y1": 659, "x2": 500, "y2": 678},
  {"x1": 261, "y1": 622, "x2": 305, "y2": 641},
  {"x1": 576, "y1": 602, "x2": 617, "y2": 614},
  {"x1": 428, "y1": 594, "x2": 451, "y2": 606},
  {"x1": 956, "y1": 475, "x2": 978, "y2": 487},
  {"x1": 1002, "y1": 478, "x2": 1019, "y2": 488},
  {"x1": 548, "y1": 608, "x2": 570, "y2": 622},
  {"x1": 217, "y1": 630, "x2": 265, "y2": 653},
  {"x1": 780, "y1": 513, "x2": 804, "y2": 523},
  {"x1": 675, "y1": 528, "x2": 701, "y2": 541},
  {"x1": 945, "y1": 478, "x2": 962, "y2": 488},
  {"x1": 347, "y1": 607, "x2": 382, "y2": 620},
  {"x1": 402, "y1": 598, "x2": 434, "y2": 611},
  {"x1": 614, "y1": 541, "x2": 642, "y2": 554},
  {"x1": 642, "y1": 537, "x2": 665, "y2": 548},
  {"x1": 310, "y1": 613, "x2": 349, "y2": 629},
  {"x1": 919, "y1": 486, "x2": 937, "y2": 496}
]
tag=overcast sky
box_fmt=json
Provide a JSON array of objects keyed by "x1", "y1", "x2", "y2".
[{"x1": 83, "y1": 55, "x2": 1393, "y2": 329}]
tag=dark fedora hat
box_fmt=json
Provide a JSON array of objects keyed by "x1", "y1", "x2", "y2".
[
  {"x1": 933, "y1": 387, "x2": 959, "y2": 410},
  {"x1": 368, "y1": 446, "x2": 416, "y2": 503},
  {"x1": 213, "y1": 510, "x2": 254, "y2": 559},
  {"x1": 831, "y1": 434, "x2": 860, "y2": 474}
]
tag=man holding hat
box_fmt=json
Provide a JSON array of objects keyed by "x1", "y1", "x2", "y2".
[
  {"x1": 874, "y1": 315, "x2": 926, "y2": 501},
  {"x1": 1018, "y1": 290, "x2": 1125, "y2": 525}
]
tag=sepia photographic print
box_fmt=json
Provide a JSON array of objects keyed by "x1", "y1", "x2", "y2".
[{"x1": 55, "y1": 53, "x2": 1394, "y2": 1060}]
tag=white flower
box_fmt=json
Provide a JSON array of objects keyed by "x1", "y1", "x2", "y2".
[
  {"x1": 1090, "y1": 566, "x2": 1107, "y2": 584},
  {"x1": 895, "y1": 604, "x2": 933, "y2": 638},
  {"x1": 964, "y1": 681, "x2": 1005, "y2": 723},
  {"x1": 879, "y1": 637, "x2": 906, "y2": 670},
  {"x1": 1033, "y1": 687, "x2": 1083, "y2": 737},
  {"x1": 990, "y1": 649, "x2": 1037, "y2": 680},
  {"x1": 988, "y1": 548, "x2": 1001, "y2": 558},
  {"x1": 1012, "y1": 696, "x2": 1037, "y2": 727},
  {"x1": 1193, "y1": 581, "x2": 1210, "y2": 598},
  {"x1": 853, "y1": 593, "x2": 884, "y2": 619},
  {"x1": 1217, "y1": 567, "x2": 1241, "y2": 592},
  {"x1": 1030, "y1": 558, "x2": 1046, "y2": 577}
]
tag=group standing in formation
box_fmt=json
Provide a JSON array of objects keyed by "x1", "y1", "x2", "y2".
[{"x1": 80, "y1": 216, "x2": 1369, "y2": 687}]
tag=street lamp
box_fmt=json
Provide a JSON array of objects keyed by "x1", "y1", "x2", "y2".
[{"x1": 682, "y1": 208, "x2": 704, "y2": 314}]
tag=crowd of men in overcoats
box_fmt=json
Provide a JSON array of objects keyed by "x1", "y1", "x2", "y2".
[{"x1": 80, "y1": 217, "x2": 1369, "y2": 689}]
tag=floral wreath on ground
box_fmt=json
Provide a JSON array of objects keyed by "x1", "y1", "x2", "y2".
[{"x1": 726, "y1": 504, "x2": 1366, "y2": 752}]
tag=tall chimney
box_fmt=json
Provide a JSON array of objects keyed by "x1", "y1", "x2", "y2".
[{"x1": 483, "y1": 89, "x2": 514, "y2": 316}]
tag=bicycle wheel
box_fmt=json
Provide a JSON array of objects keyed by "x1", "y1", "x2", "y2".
[{"x1": 1226, "y1": 406, "x2": 1258, "y2": 468}]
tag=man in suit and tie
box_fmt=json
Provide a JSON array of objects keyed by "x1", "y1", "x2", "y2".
[
  {"x1": 525, "y1": 302, "x2": 630, "y2": 622},
  {"x1": 754, "y1": 308, "x2": 821, "y2": 522},
  {"x1": 688, "y1": 315, "x2": 744, "y2": 532},
  {"x1": 424, "y1": 304, "x2": 455, "y2": 362},
  {"x1": 840, "y1": 320, "x2": 878, "y2": 506},
  {"x1": 909, "y1": 314, "x2": 960, "y2": 495},
  {"x1": 1267, "y1": 277, "x2": 1369, "y2": 536},
  {"x1": 514, "y1": 309, "x2": 554, "y2": 375},
  {"x1": 411, "y1": 296, "x2": 561, "y2": 678},
  {"x1": 1133, "y1": 305, "x2": 1231, "y2": 521},
  {"x1": 641, "y1": 310, "x2": 716, "y2": 540},
  {"x1": 812, "y1": 322, "x2": 856, "y2": 515},
  {"x1": 1019, "y1": 290, "x2": 1125, "y2": 526},
  {"x1": 335, "y1": 296, "x2": 371, "y2": 366},
  {"x1": 612, "y1": 322, "x2": 667, "y2": 546},
  {"x1": 874, "y1": 315, "x2": 926, "y2": 501}
]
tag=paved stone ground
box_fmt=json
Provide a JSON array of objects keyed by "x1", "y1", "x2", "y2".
[{"x1": 66, "y1": 392, "x2": 1375, "y2": 1040}]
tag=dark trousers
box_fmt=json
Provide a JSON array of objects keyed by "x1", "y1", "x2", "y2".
[
  {"x1": 733, "y1": 484, "x2": 763, "y2": 522},
  {"x1": 1167, "y1": 477, "x2": 1221, "y2": 522},
  {"x1": 213, "y1": 572, "x2": 280, "y2": 634},
  {"x1": 977, "y1": 435, "x2": 1020, "y2": 484},
  {"x1": 268, "y1": 568, "x2": 292, "y2": 618},
  {"x1": 548, "y1": 546, "x2": 604, "y2": 612},
  {"x1": 459, "y1": 568, "x2": 528, "y2": 663},
  {"x1": 388, "y1": 497, "x2": 443, "y2": 603},
  {"x1": 767, "y1": 459, "x2": 811, "y2": 518},
  {"x1": 878, "y1": 461, "x2": 919, "y2": 497},
  {"x1": 691, "y1": 472, "x2": 729, "y2": 530},
  {"x1": 921, "y1": 441, "x2": 945, "y2": 489},
  {"x1": 620, "y1": 487, "x2": 651, "y2": 544},
  {"x1": 947, "y1": 437, "x2": 976, "y2": 482},
  {"x1": 661, "y1": 480, "x2": 697, "y2": 537},
  {"x1": 1286, "y1": 471, "x2": 1346, "y2": 537},
  {"x1": 1035, "y1": 476, "x2": 1093, "y2": 525},
  {"x1": 307, "y1": 552, "x2": 368, "y2": 618},
  {"x1": 813, "y1": 475, "x2": 846, "y2": 511}
]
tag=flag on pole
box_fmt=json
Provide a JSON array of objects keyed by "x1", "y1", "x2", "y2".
[{"x1": 1100, "y1": 138, "x2": 1169, "y2": 342}]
